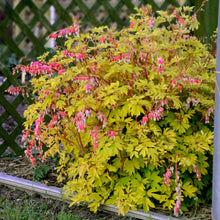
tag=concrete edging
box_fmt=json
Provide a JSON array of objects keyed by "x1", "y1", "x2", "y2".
[{"x1": 0, "y1": 172, "x2": 179, "y2": 220}]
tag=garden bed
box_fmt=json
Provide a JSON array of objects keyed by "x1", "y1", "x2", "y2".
[
  {"x1": 0, "y1": 155, "x2": 212, "y2": 219},
  {"x1": 0, "y1": 172, "x2": 180, "y2": 220}
]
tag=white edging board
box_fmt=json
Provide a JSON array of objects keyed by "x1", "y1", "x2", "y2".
[{"x1": 0, "y1": 173, "x2": 179, "y2": 220}]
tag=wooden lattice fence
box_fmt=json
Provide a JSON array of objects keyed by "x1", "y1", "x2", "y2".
[{"x1": 0, "y1": 0, "x2": 217, "y2": 156}]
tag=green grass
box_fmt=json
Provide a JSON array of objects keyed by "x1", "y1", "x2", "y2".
[
  {"x1": 0, "y1": 195, "x2": 83, "y2": 220},
  {"x1": 0, "y1": 184, "x2": 131, "y2": 220}
]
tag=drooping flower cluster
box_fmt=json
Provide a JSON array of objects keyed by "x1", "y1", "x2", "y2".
[
  {"x1": 89, "y1": 126, "x2": 99, "y2": 152},
  {"x1": 84, "y1": 78, "x2": 99, "y2": 94},
  {"x1": 163, "y1": 167, "x2": 173, "y2": 185},
  {"x1": 172, "y1": 74, "x2": 200, "y2": 91},
  {"x1": 140, "y1": 115, "x2": 148, "y2": 125},
  {"x1": 163, "y1": 166, "x2": 182, "y2": 217},
  {"x1": 97, "y1": 112, "x2": 108, "y2": 128},
  {"x1": 148, "y1": 107, "x2": 164, "y2": 121},
  {"x1": 74, "y1": 109, "x2": 93, "y2": 133},
  {"x1": 185, "y1": 97, "x2": 200, "y2": 110},
  {"x1": 205, "y1": 108, "x2": 213, "y2": 124},
  {"x1": 174, "y1": 171, "x2": 182, "y2": 217},
  {"x1": 14, "y1": 61, "x2": 65, "y2": 77},
  {"x1": 157, "y1": 56, "x2": 164, "y2": 66},
  {"x1": 74, "y1": 112, "x2": 86, "y2": 133},
  {"x1": 129, "y1": 21, "x2": 135, "y2": 29},
  {"x1": 48, "y1": 111, "x2": 66, "y2": 128},
  {"x1": 193, "y1": 165, "x2": 201, "y2": 181},
  {"x1": 22, "y1": 115, "x2": 44, "y2": 165},
  {"x1": 147, "y1": 16, "x2": 154, "y2": 27},
  {"x1": 22, "y1": 107, "x2": 69, "y2": 166},
  {"x1": 110, "y1": 53, "x2": 132, "y2": 64},
  {"x1": 7, "y1": 86, "x2": 20, "y2": 96},
  {"x1": 22, "y1": 131, "x2": 35, "y2": 165},
  {"x1": 74, "y1": 76, "x2": 89, "y2": 81},
  {"x1": 34, "y1": 114, "x2": 44, "y2": 139},
  {"x1": 160, "y1": 99, "x2": 169, "y2": 107},
  {"x1": 48, "y1": 22, "x2": 80, "y2": 39},
  {"x1": 106, "y1": 130, "x2": 117, "y2": 140},
  {"x1": 76, "y1": 53, "x2": 84, "y2": 61}
]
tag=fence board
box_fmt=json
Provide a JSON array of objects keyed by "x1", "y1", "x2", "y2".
[
  {"x1": 25, "y1": 1, "x2": 54, "y2": 33},
  {"x1": 74, "y1": 0, "x2": 101, "y2": 27},
  {"x1": 48, "y1": 0, "x2": 73, "y2": 25},
  {"x1": 0, "y1": 125, "x2": 23, "y2": 155},
  {"x1": 100, "y1": 0, "x2": 125, "y2": 29},
  {"x1": 4, "y1": 2, "x2": 46, "y2": 54},
  {"x1": 0, "y1": 27, "x2": 24, "y2": 58},
  {"x1": 97, "y1": 1, "x2": 126, "y2": 28}
]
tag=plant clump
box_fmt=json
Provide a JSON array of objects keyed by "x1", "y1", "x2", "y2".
[{"x1": 12, "y1": 4, "x2": 215, "y2": 217}]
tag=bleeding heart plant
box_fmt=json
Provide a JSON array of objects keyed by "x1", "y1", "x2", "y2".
[{"x1": 10, "y1": 3, "x2": 215, "y2": 217}]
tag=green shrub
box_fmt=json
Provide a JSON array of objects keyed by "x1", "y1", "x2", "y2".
[{"x1": 15, "y1": 5, "x2": 215, "y2": 217}]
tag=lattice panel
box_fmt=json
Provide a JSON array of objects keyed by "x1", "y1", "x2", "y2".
[
  {"x1": 0, "y1": 69, "x2": 30, "y2": 156},
  {"x1": 0, "y1": 0, "x2": 187, "y2": 57}
]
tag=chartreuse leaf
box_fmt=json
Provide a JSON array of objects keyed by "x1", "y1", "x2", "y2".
[
  {"x1": 66, "y1": 106, "x2": 75, "y2": 117},
  {"x1": 167, "y1": 111, "x2": 191, "y2": 134},
  {"x1": 124, "y1": 159, "x2": 136, "y2": 175},
  {"x1": 108, "y1": 164, "x2": 118, "y2": 172},
  {"x1": 125, "y1": 102, "x2": 145, "y2": 117},
  {"x1": 143, "y1": 197, "x2": 155, "y2": 213},
  {"x1": 136, "y1": 139, "x2": 156, "y2": 158},
  {"x1": 103, "y1": 95, "x2": 118, "y2": 106},
  {"x1": 148, "y1": 121, "x2": 162, "y2": 136},
  {"x1": 147, "y1": 188, "x2": 161, "y2": 201},
  {"x1": 179, "y1": 153, "x2": 197, "y2": 167},
  {"x1": 88, "y1": 197, "x2": 101, "y2": 213},
  {"x1": 182, "y1": 181, "x2": 198, "y2": 198},
  {"x1": 117, "y1": 176, "x2": 131, "y2": 186},
  {"x1": 163, "y1": 198, "x2": 176, "y2": 210},
  {"x1": 144, "y1": 170, "x2": 162, "y2": 189}
]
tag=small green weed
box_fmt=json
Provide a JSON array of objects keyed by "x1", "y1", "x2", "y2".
[
  {"x1": 33, "y1": 165, "x2": 50, "y2": 181},
  {"x1": 57, "y1": 213, "x2": 82, "y2": 220},
  {"x1": 0, "y1": 152, "x2": 16, "y2": 158}
]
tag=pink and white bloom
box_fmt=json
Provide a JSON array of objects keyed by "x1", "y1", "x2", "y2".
[
  {"x1": 140, "y1": 116, "x2": 148, "y2": 125},
  {"x1": 157, "y1": 57, "x2": 164, "y2": 66},
  {"x1": 129, "y1": 22, "x2": 135, "y2": 29},
  {"x1": 106, "y1": 130, "x2": 117, "y2": 139}
]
